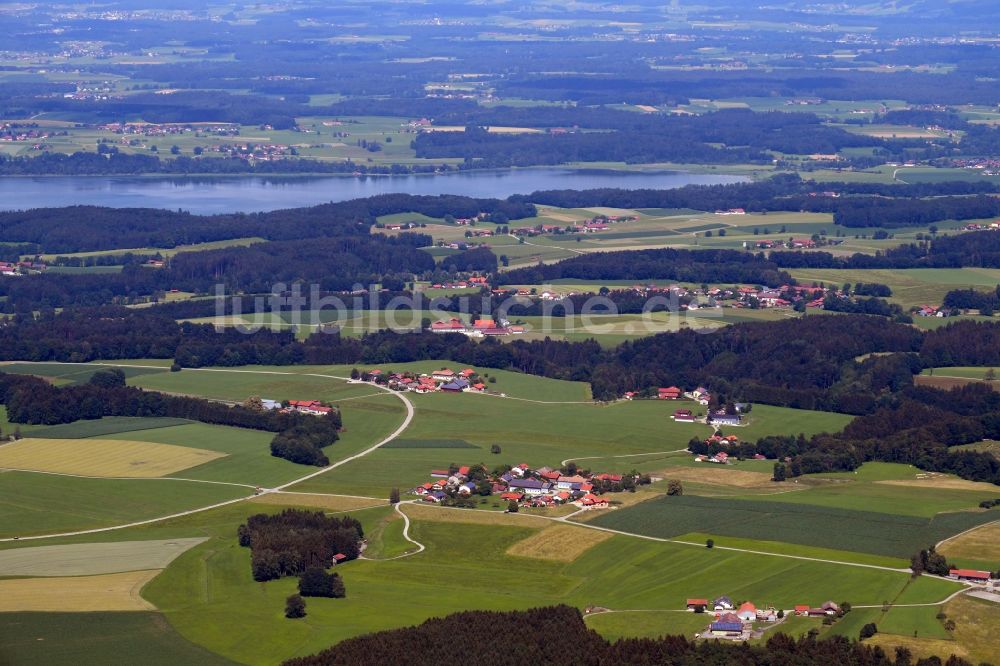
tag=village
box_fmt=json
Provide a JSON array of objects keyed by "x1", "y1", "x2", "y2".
[
  {"x1": 410, "y1": 460, "x2": 650, "y2": 510},
  {"x1": 678, "y1": 597, "x2": 848, "y2": 641}
]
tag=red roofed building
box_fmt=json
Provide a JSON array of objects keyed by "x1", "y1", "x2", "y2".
[
  {"x1": 658, "y1": 386, "x2": 682, "y2": 400},
  {"x1": 949, "y1": 569, "x2": 991, "y2": 582},
  {"x1": 431, "y1": 318, "x2": 466, "y2": 333},
  {"x1": 686, "y1": 599, "x2": 709, "y2": 611}
]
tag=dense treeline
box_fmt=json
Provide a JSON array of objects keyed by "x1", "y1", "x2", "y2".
[
  {"x1": 0, "y1": 235, "x2": 437, "y2": 310},
  {"x1": 0, "y1": 369, "x2": 341, "y2": 466},
  {"x1": 821, "y1": 295, "x2": 907, "y2": 320},
  {"x1": 0, "y1": 151, "x2": 445, "y2": 177},
  {"x1": 766, "y1": 384, "x2": 1000, "y2": 485},
  {"x1": 943, "y1": 286, "x2": 1000, "y2": 313},
  {"x1": 499, "y1": 248, "x2": 793, "y2": 288},
  {"x1": 0, "y1": 194, "x2": 535, "y2": 253},
  {"x1": 413, "y1": 111, "x2": 880, "y2": 167},
  {"x1": 238, "y1": 509, "x2": 362, "y2": 582},
  {"x1": 283, "y1": 604, "x2": 969, "y2": 666}
]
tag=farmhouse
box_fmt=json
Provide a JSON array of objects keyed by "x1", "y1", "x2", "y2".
[
  {"x1": 949, "y1": 568, "x2": 991, "y2": 583},
  {"x1": 709, "y1": 613, "x2": 744, "y2": 637},
  {"x1": 686, "y1": 598, "x2": 708, "y2": 612},
  {"x1": 795, "y1": 605, "x2": 811, "y2": 616},
  {"x1": 431, "y1": 318, "x2": 466, "y2": 333},
  {"x1": 736, "y1": 602, "x2": 757, "y2": 622},
  {"x1": 709, "y1": 412, "x2": 741, "y2": 426},
  {"x1": 712, "y1": 596, "x2": 734, "y2": 611},
  {"x1": 673, "y1": 409, "x2": 695, "y2": 422},
  {"x1": 287, "y1": 400, "x2": 333, "y2": 415},
  {"x1": 658, "y1": 386, "x2": 682, "y2": 400}
]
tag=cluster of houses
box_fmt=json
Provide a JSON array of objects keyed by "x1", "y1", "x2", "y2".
[
  {"x1": 685, "y1": 597, "x2": 842, "y2": 640},
  {"x1": 427, "y1": 276, "x2": 489, "y2": 290},
  {"x1": 915, "y1": 304, "x2": 947, "y2": 318},
  {"x1": 102, "y1": 122, "x2": 240, "y2": 138},
  {"x1": 413, "y1": 463, "x2": 637, "y2": 509},
  {"x1": 258, "y1": 398, "x2": 335, "y2": 416},
  {"x1": 0, "y1": 123, "x2": 51, "y2": 143},
  {"x1": 961, "y1": 222, "x2": 1000, "y2": 232},
  {"x1": 511, "y1": 215, "x2": 637, "y2": 237},
  {"x1": 429, "y1": 318, "x2": 525, "y2": 337},
  {"x1": 0, "y1": 260, "x2": 46, "y2": 276},
  {"x1": 360, "y1": 367, "x2": 488, "y2": 394}
]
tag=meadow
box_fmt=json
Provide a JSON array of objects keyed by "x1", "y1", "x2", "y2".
[
  {"x1": 0, "y1": 470, "x2": 247, "y2": 538},
  {"x1": 131, "y1": 500, "x2": 957, "y2": 666},
  {"x1": 0, "y1": 612, "x2": 236, "y2": 666},
  {"x1": 787, "y1": 267, "x2": 1000, "y2": 310},
  {"x1": 587, "y1": 493, "x2": 1000, "y2": 558}
]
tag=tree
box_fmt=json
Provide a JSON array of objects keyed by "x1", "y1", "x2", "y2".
[
  {"x1": 170, "y1": 363, "x2": 182, "y2": 372},
  {"x1": 490, "y1": 444, "x2": 501, "y2": 454},
  {"x1": 772, "y1": 462, "x2": 787, "y2": 482},
  {"x1": 389, "y1": 487, "x2": 400, "y2": 505},
  {"x1": 350, "y1": 368, "x2": 360, "y2": 380},
  {"x1": 285, "y1": 594, "x2": 306, "y2": 619},
  {"x1": 666, "y1": 479, "x2": 683, "y2": 496},
  {"x1": 299, "y1": 567, "x2": 337, "y2": 597},
  {"x1": 706, "y1": 539, "x2": 714, "y2": 549},
  {"x1": 88, "y1": 368, "x2": 126, "y2": 388},
  {"x1": 170, "y1": 145, "x2": 180, "y2": 155},
  {"x1": 507, "y1": 500, "x2": 519, "y2": 513},
  {"x1": 244, "y1": 395, "x2": 264, "y2": 411},
  {"x1": 777, "y1": 609, "x2": 784, "y2": 618},
  {"x1": 859, "y1": 623, "x2": 877, "y2": 639},
  {"x1": 985, "y1": 368, "x2": 996, "y2": 382}
]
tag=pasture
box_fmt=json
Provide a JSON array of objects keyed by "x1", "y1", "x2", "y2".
[
  {"x1": 786, "y1": 267, "x2": 1000, "y2": 310},
  {"x1": 134, "y1": 501, "x2": 953, "y2": 666},
  {"x1": 584, "y1": 610, "x2": 708, "y2": 641},
  {"x1": 291, "y1": 395, "x2": 712, "y2": 497},
  {"x1": 0, "y1": 470, "x2": 247, "y2": 538},
  {"x1": 0, "y1": 437, "x2": 226, "y2": 478},
  {"x1": 0, "y1": 612, "x2": 236, "y2": 666},
  {"x1": 0, "y1": 570, "x2": 159, "y2": 612},
  {"x1": 26, "y1": 417, "x2": 194, "y2": 439},
  {"x1": 0, "y1": 538, "x2": 207, "y2": 577},
  {"x1": 586, "y1": 494, "x2": 1000, "y2": 558}
]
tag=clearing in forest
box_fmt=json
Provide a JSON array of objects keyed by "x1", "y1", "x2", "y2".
[{"x1": 0, "y1": 438, "x2": 226, "y2": 478}]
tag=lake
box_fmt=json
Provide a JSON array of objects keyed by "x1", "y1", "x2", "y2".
[{"x1": 0, "y1": 169, "x2": 747, "y2": 214}]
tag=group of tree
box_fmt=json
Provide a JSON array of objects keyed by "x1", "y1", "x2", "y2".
[
  {"x1": 238, "y1": 509, "x2": 362, "y2": 582},
  {"x1": 282, "y1": 604, "x2": 971, "y2": 666}
]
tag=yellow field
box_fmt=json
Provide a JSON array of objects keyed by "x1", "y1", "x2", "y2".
[
  {"x1": 506, "y1": 524, "x2": 612, "y2": 562},
  {"x1": 939, "y1": 521, "x2": 1000, "y2": 561},
  {"x1": 865, "y1": 595, "x2": 997, "y2": 665},
  {"x1": 878, "y1": 476, "x2": 1000, "y2": 492},
  {"x1": 249, "y1": 492, "x2": 384, "y2": 512},
  {"x1": 0, "y1": 570, "x2": 159, "y2": 611},
  {"x1": 0, "y1": 438, "x2": 226, "y2": 477},
  {"x1": 656, "y1": 466, "x2": 775, "y2": 488},
  {"x1": 864, "y1": 635, "x2": 966, "y2": 662},
  {"x1": 401, "y1": 503, "x2": 549, "y2": 528}
]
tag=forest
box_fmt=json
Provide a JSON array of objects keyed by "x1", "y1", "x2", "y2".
[
  {"x1": 413, "y1": 110, "x2": 878, "y2": 167},
  {"x1": 283, "y1": 604, "x2": 968, "y2": 666},
  {"x1": 238, "y1": 509, "x2": 362, "y2": 582},
  {"x1": 0, "y1": 194, "x2": 535, "y2": 253},
  {"x1": 500, "y1": 248, "x2": 793, "y2": 287}
]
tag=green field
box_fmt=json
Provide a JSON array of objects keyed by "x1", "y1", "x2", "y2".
[
  {"x1": 587, "y1": 494, "x2": 1000, "y2": 558},
  {"x1": 584, "y1": 610, "x2": 709, "y2": 641},
  {"x1": 787, "y1": 268, "x2": 1000, "y2": 310},
  {"x1": 1, "y1": 362, "x2": 166, "y2": 386},
  {"x1": 133, "y1": 501, "x2": 954, "y2": 666},
  {"x1": 921, "y1": 366, "x2": 1000, "y2": 380},
  {"x1": 292, "y1": 394, "x2": 712, "y2": 497},
  {"x1": 0, "y1": 471, "x2": 247, "y2": 538},
  {"x1": 28, "y1": 417, "x2": 194, "y2": 439},
  {"x1": 0, "y1": 612, "x2": 237, "y2": 666}
]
